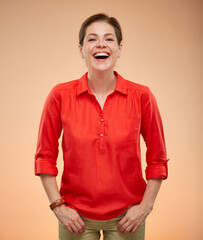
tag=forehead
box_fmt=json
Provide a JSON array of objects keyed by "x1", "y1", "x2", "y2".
[{"x1": 85, "y1": 21, "x2": 116, "y2": 37}]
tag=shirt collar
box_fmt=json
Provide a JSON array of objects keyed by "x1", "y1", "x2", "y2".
[{"x1": 77, "y1": 71, "x2": 127, "y2": 96}]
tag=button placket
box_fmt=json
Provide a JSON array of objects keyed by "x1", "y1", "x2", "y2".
[{"x1": 99, "y1": 116, "x2": 105, "y2": 150}]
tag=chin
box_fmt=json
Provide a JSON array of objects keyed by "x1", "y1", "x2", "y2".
[{"x1": 91, "y1": 64, "x2": 114, "y2": 72}]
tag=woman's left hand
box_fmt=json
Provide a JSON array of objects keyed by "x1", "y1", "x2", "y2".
[{"x1": 117, "y1": 204, "x2": 151, "y2": 234}]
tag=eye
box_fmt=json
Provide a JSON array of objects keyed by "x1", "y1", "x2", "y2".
[
  {"x1": 106, "y1": 38, "x2": 114, "y2": 41},
  {"x1": 88, "y1": 38, "x2": 96, "y2": 42}
]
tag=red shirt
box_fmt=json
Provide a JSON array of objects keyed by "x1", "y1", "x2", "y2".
[{"x1": 35, "y1": 72, "x2": 168, "y2": 220}]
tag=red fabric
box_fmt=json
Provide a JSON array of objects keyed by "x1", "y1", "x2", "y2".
[{"x1": 35, "y1": 72, "x2": 168, "y2": 220}]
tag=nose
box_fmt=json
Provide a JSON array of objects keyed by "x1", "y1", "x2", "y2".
[{"x1": 96, "y1": 38, "x2": 107, "y2": 48}]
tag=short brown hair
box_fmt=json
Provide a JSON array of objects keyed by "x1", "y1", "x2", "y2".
[{"x1": 79, "y1": 13, "x2": 123, "y2": 46}]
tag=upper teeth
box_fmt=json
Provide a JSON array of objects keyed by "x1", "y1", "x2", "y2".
[{"x1": 94, "y1": 53, "x2": 109, "y2": 57}]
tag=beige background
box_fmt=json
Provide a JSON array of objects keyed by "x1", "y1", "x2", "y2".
[{"x1": 1, "y1": 0, "x2": 202, "y2": 239}]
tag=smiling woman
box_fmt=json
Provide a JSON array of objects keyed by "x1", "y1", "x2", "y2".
[
  {"x1": 79, "y1": 21, "x2": 122, "y2": 78},
  {"x1": 35, "y1": 13, "x2": 168, "y2": 240}
]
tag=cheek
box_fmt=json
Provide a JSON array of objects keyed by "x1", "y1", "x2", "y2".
[
  {"x1": 107, "y1": 44, "x2": 120, "y2": 55},
  {"x1": 112, "y1": 50, "x2": 120, "y2": 59},
  {"x1": 85, "y1": 46, "x2": 95, "y2": 57}
]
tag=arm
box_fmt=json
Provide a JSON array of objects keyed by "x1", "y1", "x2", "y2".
[
  {"x1": 35, "y1": 88, "x2": 85, "y2": 234},
  {"x1": 35, "y1": 87, "x2": 85, "y2": 234},
  {"x1": 140, "y1": 178, "x2": 162, "y2": 212},
  {"x1": 40, "y1": 174, "x2": 86, "y2": 234},
  {"x1": 117, "y1": 178, "x2": 162, "y2": 233},
  {"x1": 118, "y1": 88, "x2": 168, "y2": 233}
]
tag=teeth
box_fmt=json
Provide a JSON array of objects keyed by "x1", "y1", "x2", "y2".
[{"x1": 94, "y1": 52, "x2": 109, "y2": 57}]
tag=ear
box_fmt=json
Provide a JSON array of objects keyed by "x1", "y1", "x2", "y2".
[
  {"x1": 118, "y1": 44, "x2": 122, "y2": 58},
  {"x1": 78, "y1": 45, "x2": 84, "y2": 58}
]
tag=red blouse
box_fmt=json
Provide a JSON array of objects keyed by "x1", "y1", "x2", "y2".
[{"x1": 35, "y1": 72, "x2": 168, "y2": 220}]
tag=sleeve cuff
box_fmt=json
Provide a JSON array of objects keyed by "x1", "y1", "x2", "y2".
[
  {"x1": 145, "y1": 162, "x2": 168, "y2": 180},
  {"x1": 35, "y1": 158, "x2": 58, "y2": 176}
]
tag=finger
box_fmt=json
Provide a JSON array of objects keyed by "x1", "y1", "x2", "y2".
[
  {"x1": 119, "y1": 221, "x2": 131, "y2": 233},
  {"x1": 130, "y1": 224, "x2": 139, "y2": 234},
  {"x1": 70, "y1": 214, "x2": 85, "y2": 234},
  {"x1": 78, "y1": 217, "x2": 86, "y2": 230},
  {"x1": 117, "y1": 216, "x2": 127, "y2": 228},
  {"x1": 64, "y1": 220, "x2": 82, "y2": 234},
  {"x1": 74, "y1": 220, "x2": 85, "y2": 234},
  {"x1": 123, "y1": 224, "x2": 135, "y2": 233},
  {"x1": 70, "y1": 222, "x2": 80, "y2": 234},
  {"x1": 65, "y1": 225, "x2": 74, "y2": 233}
]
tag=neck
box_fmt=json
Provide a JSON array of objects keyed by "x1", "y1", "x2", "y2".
[{"x1": 87, "y1": 69, "x2": 117, "y2": 95}]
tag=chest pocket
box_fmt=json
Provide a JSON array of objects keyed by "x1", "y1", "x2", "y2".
[{"x1": 106, "y1": 118, "x2": 141, "y2": 146}]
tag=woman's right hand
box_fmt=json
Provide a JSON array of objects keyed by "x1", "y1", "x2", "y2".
[
  {"x1": 53, "y1": 205, "x2": 86, "y2": 234},
  {"x1": 39, "y1": 174, "x2": 85, "y2": 234}
]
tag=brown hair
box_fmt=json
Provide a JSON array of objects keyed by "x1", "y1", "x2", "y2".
[{"x1": 79, "y1": 13, "x2": 123, "y2": 46}]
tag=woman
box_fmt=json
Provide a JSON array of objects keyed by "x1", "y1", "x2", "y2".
[{"x1": 35, "y1": 13, "x2": 168, "y2": 240}]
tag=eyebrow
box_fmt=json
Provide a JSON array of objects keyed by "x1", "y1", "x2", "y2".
[{"x1": 87, "y1": 33, "x2": 115, "y2": 37}]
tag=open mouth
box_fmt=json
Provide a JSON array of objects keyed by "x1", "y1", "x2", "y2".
[{"x1": 93, "y1": 52, "x2": 110, "y2": 60}]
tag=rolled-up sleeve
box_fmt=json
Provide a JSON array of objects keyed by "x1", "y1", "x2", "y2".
[
  {"x1": 141, "y1": 87, "x2": 168, "y2": 180},
  {"x1": 35, "y1": 86, "x2": 62, "y2": 176}
]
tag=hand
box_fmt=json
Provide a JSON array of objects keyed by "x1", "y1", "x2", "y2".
[
  {"x1": 117, "y1": 204, "x2": 151, "y2": 234},
  {"x1": 53, "y1": 205, "x2": 86, "y2": 234}
]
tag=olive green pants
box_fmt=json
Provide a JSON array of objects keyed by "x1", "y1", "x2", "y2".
[{"x1": 59, "y1": 211, "x2": 145, "y2": 240}]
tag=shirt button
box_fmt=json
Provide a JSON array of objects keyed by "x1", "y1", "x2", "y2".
[
  {"x1": 100, "y1": 134, "x2": 104, "y2": 137},
  {"x1": 101, "y1": 119, "x2": 104, "y2": 122}
]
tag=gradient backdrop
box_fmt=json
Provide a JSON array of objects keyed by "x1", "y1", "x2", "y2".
[{"x1": 1, "y1": 0, "x2": 202, "y2": 239}]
